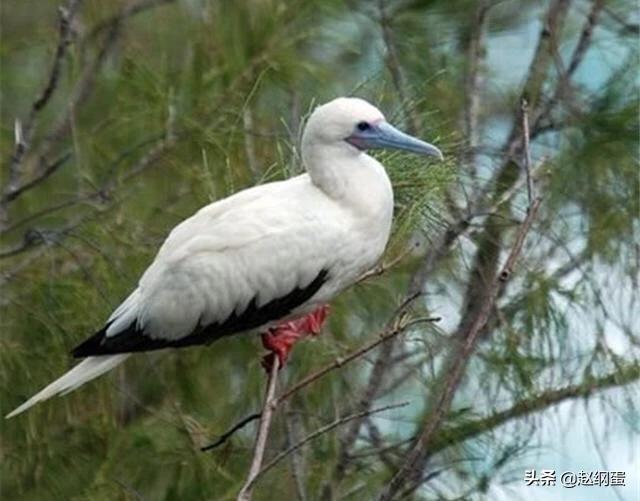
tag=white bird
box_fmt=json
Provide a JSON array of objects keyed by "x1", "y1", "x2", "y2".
[{"x1": 6, "y1": 97, "x2": 442, "y2": 419}]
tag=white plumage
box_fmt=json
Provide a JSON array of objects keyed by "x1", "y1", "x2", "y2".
[{"x1": 6, "y1": 97, "x2": 442, "y2": 419}]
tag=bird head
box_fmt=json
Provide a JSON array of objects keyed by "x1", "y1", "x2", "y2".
[{"x1": 302, "y1": 97, "x2": 443, "y2": 160}]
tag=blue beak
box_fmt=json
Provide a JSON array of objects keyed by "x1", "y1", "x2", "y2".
[{"x1": 346, "y1": 121, "x2": 443, "y2": 160}]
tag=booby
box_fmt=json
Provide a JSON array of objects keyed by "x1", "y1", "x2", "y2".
[{"x1": 6, "y1": 97, "x2": 442, "y2": 419}]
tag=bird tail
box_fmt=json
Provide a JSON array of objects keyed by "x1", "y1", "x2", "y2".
[{"x1": 5, "y1": 354, "x2": 130, "y2": 419}]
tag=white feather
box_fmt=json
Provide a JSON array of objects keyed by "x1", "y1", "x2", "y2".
[{"x1": 5, "y1": 355, "x2": 129, "y2": 419}]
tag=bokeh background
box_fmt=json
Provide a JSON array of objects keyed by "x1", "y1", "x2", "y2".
[{"x1": 1, "y1": 0, "x2": 638, "y2": 499}]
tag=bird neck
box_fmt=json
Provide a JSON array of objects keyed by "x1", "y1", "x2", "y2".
[{"x1": 302, "y1": 141, "x2": 393, "y2": 219}]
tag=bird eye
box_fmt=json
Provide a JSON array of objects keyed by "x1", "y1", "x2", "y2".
[{"x1": 357, "y1": 121, "x2": 371, "y2": 132}]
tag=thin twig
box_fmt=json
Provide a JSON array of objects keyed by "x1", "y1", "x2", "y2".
[
  {"x1": 247, "y1": 402, "x2": 411, "y2": 490},
  {"x1": 5, "y1": 1, "x2": 81, "y2": 170},
  {"x1": 237, "y1": 355, "x2": 280, "y2": 501},
  {"x1": 1, "y1": 153, "x2": 72, "y2": 207},
  {"x1": 533, "y1": 0, "x2": 605, "y2": 135},
  {"x1": 357, "y1": 243, "x2": 417, "y2": 283},
  {"x1": 3, "y1": 0, "x2": 177, "y2": 221},
  {"x1": 2, "y1": 0, "x2": 81, "y2": 222},
  {"x1": 200, "y1": 413, "x2": 262, "y2": 452},
  {"x1": 202, "y1": 315, "x2": 438, "y2": 452},
  {"x1": 0, "y1": 132, "x2": 172, "y2": 261},
  {"x1": 319, "y1": 295, "x2": 431, "y2": 497},
  {"x1": 603, "y1": 6, "x2": 639, "y2": 35},
  {"x1": 520, "y1": 99, "x2": 534, "y2": 205},
  {"x1": 276, "y1": 316, "x2": 436, "y2": 405},
  {"x1": 377, "y1": 0, "x2": 419, "y2": 134},
  {"x1": 567, "y1": 0, "x2": 605, "y2": 77},
  {"x1": 84, "y1": 0, "x2": 175, "y2": 41}
]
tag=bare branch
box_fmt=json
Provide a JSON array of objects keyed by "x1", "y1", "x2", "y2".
[
  {"x1": 568, "y1": 0, "x2": 605, "y2": 76},
  {"x1": 520, "y1": 99, "x2": 534, "y2": 205},
  {"x1": 1, "y1": 153, "x2": 72, "y2": 207},
  {"x1": 357, "y1": 243, "x2": 417, "y2": 283},
  {"x1": 202, "y1": 315, "x2": 438, "y2": 452},
  {"x1": 277, "y1": 315, "x2": 436, "y2": 405},
  {"x1": 247, "y1": 402, "x2": 411, "y2": 491},
  {"x1": 377, "y1": 0, "x2": 419, "y2": 134},
  {"x1": 464, "y1": 0, "x2": 490, "y2": 182},
  {"x1": 1, "y1": 0, "x2": 177, "y2": 223},
  {"x1": 533, "y1": 0, "x2": 605, "y2": 131},
  {"x1": 237, "y1": 356, "x2": 280, "y2": 501},
  {"x1": 84, "y1": 0, "x2": 175, "y2": 41},
  {"x1": 2, "y1": 0, "x2": 81, "y2": 220},
  {"x1": 200, "y1": 413, "x2": 262, "y2": 452},
  {"x1": 0, "y1": 131, "x2": 172, "y2": 261}
]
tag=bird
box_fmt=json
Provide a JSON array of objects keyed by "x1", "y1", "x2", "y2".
[{"x1": 6, "y1": 97, "x2": 443, "y2": 419}]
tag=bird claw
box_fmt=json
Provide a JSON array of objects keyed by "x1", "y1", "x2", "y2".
[{"x1": 261, "y1": 305, "x2": 330, "y2": 372}]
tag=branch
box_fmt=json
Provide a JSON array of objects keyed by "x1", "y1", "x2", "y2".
[
  {"x1": 246, "y1": 402, "x2": 411, "y2": 491},
  {"x1": 533, "y1": 0, "x2": 605, "y2": 131},
  {"x1": 84, "y1": 0, "x2": 175, "y2": 41},
  {"x1": 2, "y1": 0, "x2": 81, "y2": 220},
  {"x1": 2, "y1": 0, "x2": 177, "y2": 222},
  {"x1": 377, "y1": 0, "x2": 419, "y2": 134},
  {"x1": 406, "y1": 0, "x2": 572, "y2": 310},
  {"x1": 319, "y1": 305, "x2": 432, "y2": 498},
  {"x1": 237, "y1": 356, "x2": 280, "y2": 501},
  {"x1": 603, "y1": 6, "x2": 640, "y2": 35},
  {"x1": 378, "y1": 197, "x2": 542, "y2": 500},
  {"x1": 0, "y1": 132, "x2": 173, "y2": 260},
  {"x1": 200, "y1": 413, "x2": 262, "y2": 452},
  {"x1": 362, "y1": 364, "x2": 639, "y2": 497},
  {"x1": 428, "y1": 362, "x2": 640, "y2": 456},
  {"x1": 520, "y1": 99, "x2": 534, "y2": 205},
  {"x1": 356, "y1": 243, "x2": 417, "y2": 283},
  {"x1": 201, "y1": 315, "x2": 437, "y2": 452},
  {"x1": 0, "y1": 133, "x2": 165, "y2": 237},
  {"x1": 464, "y1": 0, "x2": 490, "y2": 183},
  {"x1": 1, "y1": 153, "x2": 72, "y2": 207},
  {"x1": 455, "y1": 0, "x2": 571, "y2": 347},
  {"x1": 278, "y1": 315, "x2": 435, "y2": 404},
  {"x1": 567, "y1": 0, "x2": 605, "y2": 77}
]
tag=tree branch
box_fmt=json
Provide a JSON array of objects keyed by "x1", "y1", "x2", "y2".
[
  {"x1": 1, "y1": 0, "x2": 177, "y2": 225},
  {"x1": 520, "y1": 99, "x2": 534, "y2": 205},
  {"x1": 237, "y1": 356, "x2": 280, "y2": 501},
  {"x1": 428, "y1": 362, "x2": 640, "y2": 456},
  {"x1": 377, "y1": 0, "x2": 419, "y2": 134},
  {"x1": 2, "y1": 0, "x2": 82, "y2": 221},
  {"x1": 378, "y1": 197, "x2": 542, "y2": 500},
  {"x1": 247, "y1": 402, "x2": 411, "y2": 491},
  {"x1": 201, "y1": 314, "x2": 438, "y2": 452},
  {"x1": 464, "y1": 0, "x2": 490, "y2": 183}
]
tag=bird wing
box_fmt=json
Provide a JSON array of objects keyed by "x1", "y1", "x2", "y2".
[{"x1": 72, "y1": 175, "x2": 349, "y2": 357}]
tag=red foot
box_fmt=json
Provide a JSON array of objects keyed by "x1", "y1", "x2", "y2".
[{"x1": 261, "y1": 305, "x2": 330, "y2": 371}]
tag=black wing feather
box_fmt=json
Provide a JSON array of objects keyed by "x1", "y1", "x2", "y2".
[{"x1": 72, "y1": 269, "x2": 328, "y2": 358}]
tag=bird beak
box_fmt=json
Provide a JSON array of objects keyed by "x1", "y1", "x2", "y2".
[{"x1": 347, "y1": 121, "x2": 444, "y2": 160}]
